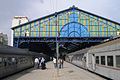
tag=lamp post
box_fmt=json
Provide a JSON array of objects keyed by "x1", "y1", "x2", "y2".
[
  {"x1": 55, "y1": 12, "x2": 59, "y2": 77},
  {"x1": 56, "y1": 38, "x2": 59, "y2": 77}
]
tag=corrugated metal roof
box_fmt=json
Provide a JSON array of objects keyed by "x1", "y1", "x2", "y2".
[
  {"x1": 0, "y1": 44, "x2": 29, "y2": 55},
  {"x1": 0, "y1": 44, "x2": 47, "y2": 57},
  {"x1": 68, "y1": 48, "x2": 90, "y2": 55},
  {"x1": 91, "y1": 37, "x2": 120, "y2": 49}
]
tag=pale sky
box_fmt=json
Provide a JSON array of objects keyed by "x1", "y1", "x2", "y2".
[{"x1": 0, "y1": 0, "x2": 120, "y2": 45}]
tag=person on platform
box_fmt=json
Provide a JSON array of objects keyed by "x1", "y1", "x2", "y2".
[
  {"x1": 38, "y1": 57, "x2": 42, "y2": 68},
  {"x1": 41, "y1": 57, "x2": 46, "y2": 70},
  {"x1": 34, "y1": 58, "x2": 39, "y2": 69},
  {"x1": 53, "y1": 57, "x2": 57, "y2": 68},
  {"x1": 61, "y1": 58, "x2": 64, "y2": 68},
  {"x1": 58, "y1": 58, "x2": 64, "y2": 69}
]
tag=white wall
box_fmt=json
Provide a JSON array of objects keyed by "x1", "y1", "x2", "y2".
[{"x1": 11, "y1": 16, "x2": 29, "y2": 46}]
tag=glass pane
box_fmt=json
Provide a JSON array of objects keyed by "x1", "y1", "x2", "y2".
[
  {"x1": 8, "y1": 57, "x2": 12, "y2": 65},
  {"x1": 0, "y1": 57, "x2": 2, "y2": 67},
  {"x1": 116, "y1": 55, "x2": 120, "y2": 68},
  {"x1": 96, "y1": 56, "x2": 99, "y2": 64},
  {"x1": 101, "y1": 56, "x2": 105, "y2": 65},
  {"x1": 107, "y1": 56, "x2": 113, "y2": 66},
  {"x1": 0, "y1": 57, "x2": 2, "y2": 63}
]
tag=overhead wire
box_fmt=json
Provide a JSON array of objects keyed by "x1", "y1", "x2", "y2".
[
  {"x1": 55, "y1": 0, "x2": 57, "y2": 11},
  {"x1": 50, "y1": 0, "x2": 57, "y2": 12},
  {"x1": 50, "y1": 0, "x2": 53, "y2": 12}
]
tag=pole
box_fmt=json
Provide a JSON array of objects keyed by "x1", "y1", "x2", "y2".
[
  {"x1": 56, "y1": 40, "x2": 59, "y2": 76},
  {"x1": 55, "y1": 12, "x2": 59, "y2": 77}
]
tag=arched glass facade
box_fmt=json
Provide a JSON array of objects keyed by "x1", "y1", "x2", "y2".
[
  {"x1": 12, "y1": 6, "x2": 120, "y2": 47},
  {"x1": 13, "y1": 8, "x2": 120, "y2": 38}
]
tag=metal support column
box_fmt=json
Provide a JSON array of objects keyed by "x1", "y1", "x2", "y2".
[{"x1": 55, "y1": 12, "x2": 59, "y2": 77}]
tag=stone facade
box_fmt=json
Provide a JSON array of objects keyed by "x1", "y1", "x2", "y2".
[{"x1": 0, "y1": 33, "x2": 8, "y2": 45}]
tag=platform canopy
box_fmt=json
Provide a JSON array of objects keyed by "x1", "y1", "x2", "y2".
[{"x1": 12, "y1": 6, "x2": 120, "y2": 54}]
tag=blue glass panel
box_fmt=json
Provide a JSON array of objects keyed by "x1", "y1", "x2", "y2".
[
  {"x1": 46, "y1": 25, "x2": 49, "y2": 31},
  {"x1": 21, "y1": 32, "x2": 24, "y2": 37},
  {"x1": 60, "y1": 22, "x2": 89, "y2": 37},
  {"x1": 20, "y1": 27, "x2": 22, "y2": 32},
  {"x1": 60, "y1": 19, "x2": 62, "y2": 26},
  {"x1": 36, "y1": 27, "x2": 39, "y2": 31},
  {"x1": 69, "y1": 14, "x2": 74, "y2": 22},
  {"x1": 104, "y1": 26, "x2": 107, "y2": 31},
  {"x1": 108, "y1": 26, "x2": 110, "y2": 31},
  {"x1": 31, "y1": 32, "x2": 34, "y2": 37},
  {"x1": 90, "y1": 20, "x2": 92, "y2": 25},
  {"x1": 108, "y1": 31, "x2": 110, "y2": 36},
  {"x1": 99, "y1": 23, "x2": 102, "y2": 31},
  {"x1": 104, "y1": 31, "x2": 107, "y2": 36},
  {"x1": 40, "y1": 32, "x2": 43, "y2": 37},
  {"x1": 36, "y1": 31, "x2": 39, "y2": 37}
]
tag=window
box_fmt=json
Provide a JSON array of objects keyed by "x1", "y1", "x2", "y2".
[
  {"x1": 101, "y1": 56, "x2": 105, "y2": 65},
  {"x1": 8, "y1": 57, "x2": 12, "y2": 65},
  {"x1": 0, "y1": 57, "x2": 2, "y2": 67},
  {"x1": 3, "y1": 58, "x2": 7, "y2": 66},
  {"x1": 107, "y1": 56, "x2": 113, "y2": 66},
  {"x1": 116, "y1": 55, "x2": 120, "y2": 68},
  {"x1": 96, "y1": 56, "x2": 99, "y2": 64},
  {"x1": 12, "y1": 58, "x2": 17, "y2": 64},
  {"x1": 12, "y1": 58, "x2": 15, "y2": 62},
  {"x1": 0, "y1": 57, "x2": 2, "y2": 63}
]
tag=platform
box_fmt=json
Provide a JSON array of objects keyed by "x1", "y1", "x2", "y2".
[{"x1": 3, "y1": 62, "x2": 106, "y2": 80}]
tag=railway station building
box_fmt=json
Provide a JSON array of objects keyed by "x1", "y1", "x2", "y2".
[{"x1": 11, "y1": 6, "x2": 120, "y2": 56}]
